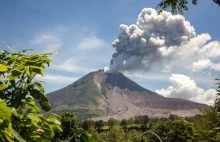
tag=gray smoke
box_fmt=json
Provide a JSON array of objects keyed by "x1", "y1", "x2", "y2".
[{"x1": 107, "y1": 8, "x2": 220, "y2": 73}]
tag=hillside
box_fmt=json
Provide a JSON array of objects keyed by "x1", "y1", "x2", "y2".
[{"x1": 47, "y1": 69, "x2": 208, "y2": 120}]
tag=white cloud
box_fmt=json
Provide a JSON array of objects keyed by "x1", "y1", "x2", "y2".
[
  {"x1": 30, "y1": 32, "x2": 62, "y2": 52},
  {"x1": 211, "y1": 63, "x2": 220, "y2": 71},
  {"x1": 76, "y1": 34, "x2": 106, "y2": 49},
  {"x1": 192, "y1": 59, "x2": 220, "y2": 72},
  {"x1": 156, "y1": 74, "x2": 216, "y2": 105},
  {"x1": 50, "y1": 58, "x2": 96, "y2": 73},
  {"x1": 36, "y1": 74, "x2": 78, "y2": 85},
  {"x1": 192, "y1": 59, "x2": 211, "y2": 72}
]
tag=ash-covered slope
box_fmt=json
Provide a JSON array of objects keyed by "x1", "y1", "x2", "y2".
[{"x1": 47, "y1": 69, "x2": 207, "y2": 120}]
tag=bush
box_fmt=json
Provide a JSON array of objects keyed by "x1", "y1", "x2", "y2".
[{"x1": 0, "y1": 45, "x2": 62, "y2": 141}]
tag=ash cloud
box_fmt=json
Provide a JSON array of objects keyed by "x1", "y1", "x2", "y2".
[{"x1": 108, "y1": 8, "x2": 220, "y2": 73}]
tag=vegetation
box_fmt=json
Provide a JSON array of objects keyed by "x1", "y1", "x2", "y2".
[
  {"x1": 52, "y1": 112, "x2": 83, "y2": 141},
  {"x1": 47, "y1": 80, "x2": 104, "y2": 120},
  {"x1": 156, "y1": 0, "x2": 220, "y2": 14},
  {"x1": 0, "y1": 45, "x2": 62, "y2": 141}
]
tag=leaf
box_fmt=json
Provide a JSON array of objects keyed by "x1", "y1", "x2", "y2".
[
  {"x1": 27, "y1": 113, "x2": 42, "y2": 124},
  {"x1": 54, "y1": 125, "x2": 62, "y2": 133},
  {"x1": 30, "y1": 66, "x2": 44, "y2": 75},
  {"x1": 29, "y1": 89, "x2": 51, "y2": 111},
  {"x1": 0, "y1": 77, "x2": 10, "y2": 81},
  {"x1": 0, "y1": 64, "x2": 8, "y2": 72},
  {"x1": 39, "y1": 101, "x2": 51, "y2": 111},
  {"x1": 45, "y1": 59, "x2": 52, "y2": 66},
  {"x1": 3, "y1": 42, "x2": 17, "y2": 53},
  {"x1": 0, "y1": 84, "x2": 8, "y2": 91},
  {"x1": 9, "y1": 127, "x2": 26, "y2": 142},
  {"x1": 46, "y1": 117, "x2": 61, "y2": 125},
  {"x1": 21, "y1": 48, "x2": 34, "y2": 52},
  {"x1": 50, "y1": 113, "x2": 61, "y2": 119},
  {"x1": 80, "y1": 132, "x2": 93, "y2": 142},
  {"x1": 7, "y1": 75, "x2": 19, "y2": 81},
  {"x1": 34, "y1": 82, "x2": 44, "y2": 93},
  {"x1": 0, "y1": 127, "x2": 14, "y2": 142},
  {"x1": 10, "y1": 108, "x2": 18, "y2": 118},
  {"x1": 26, "y1": 66, "x2": 31, "y2": 77},
  {"x1": 25, "y1": 98, "x2": 40, "y2": 113},
  {"x1": 0, "y1": 99, "x2": 11, "y2": 121}
]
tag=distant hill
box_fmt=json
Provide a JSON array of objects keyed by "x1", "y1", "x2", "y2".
[{"x1": 47, "y1": 69, "x2": 208, "y2": 120}]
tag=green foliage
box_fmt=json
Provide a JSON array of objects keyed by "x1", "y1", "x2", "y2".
[
  {"x1": 156, "y1": 0, "x2": 220, "y2": 14},
  {"x1": 97, "y1": 126, "x2": 127, "y2": 142},
  {"x1": 215, "y1": 77, "x2": 220, "y2": 140},
  {"x1": 120, "y1": 119, "x2": 128, "y2": 127},
  {"x1": 190, "y1": 107, "x2": 218, "y2": 141},
  {"x1": 53, "y1": 112, "x2": 84, "y2": 141},
  {"x1": 147, "y1": 118, "x2": 196, "y2": 142},
  {"x1": 47, "y1": 80, "x2": 104, "y2": 120},
  {"x1": 140, "y1": 115, "x2": 149, "y2": 131},
  {"x1": 82, "y1": 120, "x2": 95, "y2": 131},
  {"x1": 0, "y1": 45, "x2": 62, "y2": 141},
  {"x1": 95, "y1": 120, "x2": 104, "y2": 133},
  {"x1": 156, "y1": 0, "x2": 195, "y2": 14},
  {"x1": 107, "y1": 118, "x2": 118, "y2": 129}
]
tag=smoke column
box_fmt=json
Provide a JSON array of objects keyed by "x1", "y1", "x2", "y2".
[{"x1": 106, "y1": 8, "x2": 220, "y2": 73}]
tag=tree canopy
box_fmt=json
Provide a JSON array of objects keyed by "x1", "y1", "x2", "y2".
[{"x1": 156, "y1": 0, "x2": 220, "y2": 14}]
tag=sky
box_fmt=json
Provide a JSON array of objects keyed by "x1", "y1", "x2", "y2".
[{"x1": 0, "y1": 0, "x2": 220, "y2": 105}]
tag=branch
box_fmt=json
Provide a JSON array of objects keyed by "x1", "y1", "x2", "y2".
[{"x1": 213, "y1": 0, "x2": 220, "y2": 6}]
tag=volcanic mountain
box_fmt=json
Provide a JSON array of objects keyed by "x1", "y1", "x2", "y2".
[{"x1": 47, "y1": 69, "x2": 207, "y2": 120}]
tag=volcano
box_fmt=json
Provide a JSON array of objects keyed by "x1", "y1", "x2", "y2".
[{"x1": 47, "y1": 69, "x2": 207, "y2": 120}]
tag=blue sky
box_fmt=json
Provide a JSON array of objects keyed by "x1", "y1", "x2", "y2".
[{"x1": 1, "y1": 0, "x2": 220, "y2": 104}]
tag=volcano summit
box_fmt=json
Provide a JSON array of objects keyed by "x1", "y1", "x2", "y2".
[{"x1": 47, "y1": 70, "x2": 207, "y2": 120}]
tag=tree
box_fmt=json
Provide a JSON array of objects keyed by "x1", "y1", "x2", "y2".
[
  {"x1": 95, "y1": 120, "x2": 104, "y2": 133},
  {"x1": 53, "y1": 112, "x2": 83, "y2": 141},
  {"x1": 97, "y1": 127, "x2": 126, "y2": 142},
  {"x1": 156, "y1": 0, "x2": 220, "y2": 14},
  {"x1": 140, "y1": 115, "x2": 149, "y2": 131},
  {"x1": 134, "y1": 116, "x2": 142, "y2": 125},
  {"x1": 215, "y1": 77, "x2": 220, "y2": 141},
  {"x1": 107, "y1": 118, "x2": 118, "y2": 129},
  {"x1": 191, "y1": 106, "x2": 219, "y2": 141},
  {"x1": 149, "y1": 118, "x2": 196, "y2": 142},
  {"x1": 120, "y1": 119, "x2": 128, "y2": 128},
  {"x1": 0, "y1": 45, "x2": 62, "y2": 141},
  {"x1": 82, "y1": 120, "x2": 95, "y2": 131},
  {"x1": 169, "y1": 114, "x2": 178, "y2": 120}
]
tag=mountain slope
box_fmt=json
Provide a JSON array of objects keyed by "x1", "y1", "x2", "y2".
[{"x1": 47, "y1": 69, "x2": 208, "y2": 120}]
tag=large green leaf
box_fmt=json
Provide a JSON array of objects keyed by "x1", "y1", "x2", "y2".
[
  {"x1": 0, "y1": 127, "x2": 14, "y2": 142},
  {"x1": 0, "y1": 84, "x2": 8, "y2": 91},
  {"x1": 46, "y1": 117, "x2": 61, "y2": 125},
  {"x1": 9, "y1": 127, "x2": 26, "y2": 142},
  {"x1": 0, "y1": 99, "x2": 11, "y2": 121},
  {"x1": 0, "y1": 64, "x2": 8, "y2": 72},
  {"x1": 0, "y1": 77, "x2": 9, "y2": 81},
  {"x1": 27, "y1": 113, "x2": 42, "y2": 123}
]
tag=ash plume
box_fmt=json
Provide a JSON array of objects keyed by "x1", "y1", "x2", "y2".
[{"x1": 107, "y1": 8, "x2": 220, "y2": 73}]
